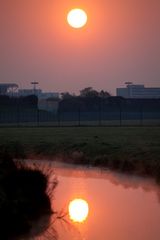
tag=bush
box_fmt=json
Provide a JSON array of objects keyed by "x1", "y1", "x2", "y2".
[{"x1": 0, "y1": 155, "x2": 52, "y2": 239}]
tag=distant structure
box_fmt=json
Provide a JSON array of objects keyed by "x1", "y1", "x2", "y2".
[
  {"x1": 117, "y1": 83, "x2": 160, "y2": 99},
  {"x1": 0, "y1": 82, "x2": 59, "y2": 99},
  {"x1": 18, "y1": 89, "x2": 59, "y2": 99},
  {"x1": 38, "y1": 98, "x2": 59, "y2": 113},
  {"x1": 0, "y1": 83, "x2": 18, "y2": 95},
  {"x1": 0, "y1": 82, "x2": 59, "y2": 113},
  {"x1": 31, "y1": 81, "x2": 39, "y2": 95},
  {"x1": 18, "y1": 89, "x2": 41, "y2": 97},
  {"x1": 17, "y1": 87, "x2": 59, "y2": 113}
]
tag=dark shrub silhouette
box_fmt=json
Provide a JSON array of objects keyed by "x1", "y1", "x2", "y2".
[{"x1": 0, "y1": 154, "x2": 53, "y2": 239}]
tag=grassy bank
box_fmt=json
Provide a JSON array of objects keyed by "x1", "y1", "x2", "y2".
[{"x1": 0, "y1": 127, "x2": 160, "y2": 181}]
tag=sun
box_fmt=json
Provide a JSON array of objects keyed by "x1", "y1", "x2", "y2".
[
  {"x1": 67, "y1": 8, "x2": 88, "y2": 29},
  {"x1": 68, "y1": 199, "x2": 89, "y2": 223}
]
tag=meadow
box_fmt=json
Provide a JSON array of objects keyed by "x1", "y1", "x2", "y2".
[{"x1": 0, "y1": 126, "x2": 160, "y2": 181}]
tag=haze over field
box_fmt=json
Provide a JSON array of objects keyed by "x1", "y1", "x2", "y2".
[{"x1": 1, "y1": 0, "x2": 160, "y2": 94}]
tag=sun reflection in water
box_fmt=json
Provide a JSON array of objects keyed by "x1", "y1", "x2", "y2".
[{"x1": 68, "y1": 199, "x2": 89, "y2": 223}]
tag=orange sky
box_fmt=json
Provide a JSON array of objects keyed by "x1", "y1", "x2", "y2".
[{"x1": 1, "y1": 0, "x2": 160, "y2": 94}]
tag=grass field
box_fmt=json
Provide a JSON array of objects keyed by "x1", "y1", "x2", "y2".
[{"x1": 0, "y1": 126, "x2": 160, "y2": 181}]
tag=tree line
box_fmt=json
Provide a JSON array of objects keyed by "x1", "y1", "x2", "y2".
[
  {"x1": 61, "y1": 87, "x2": 111, "y2": 99},
  {"x1": 59, "y1": 87, "x2": 160, "y2": 112}
]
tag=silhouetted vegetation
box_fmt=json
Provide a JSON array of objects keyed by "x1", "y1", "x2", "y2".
[
  {"x1": 79, "y1": 87, "x2": 110, "y2": 98},
  {"x1": 0, "y1": 153, "x2": 57, "y2": 239},
  {"x1": 57, "y1": 92, "x2": 160, "y2": 124}
]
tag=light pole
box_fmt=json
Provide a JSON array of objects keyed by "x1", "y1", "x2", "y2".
[{"x1": 31, "y1": 82, "x2": 39, "y2": 95}]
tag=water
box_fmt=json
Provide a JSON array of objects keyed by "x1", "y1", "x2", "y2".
[{"x1": 35, "y1": 162, "x2": 160, "y2": 240}]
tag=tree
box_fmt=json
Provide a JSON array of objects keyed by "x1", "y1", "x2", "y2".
[
  {"x1": 61, "y1": 92, "x2": 75, "y2": 100},
  {"x1": 80, "y1": 87, "x2": 111, "y2": 98},
  {"x1": 80, "y1": 87, "x2": 99, "y2": 98},
  {"x1": 99, "y1": 90, "x2": 111, "y2": 98}
]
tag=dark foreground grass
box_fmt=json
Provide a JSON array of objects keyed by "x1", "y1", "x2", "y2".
[{"x1": 0, "y1": 126, "x2": 160, "y2": 182}]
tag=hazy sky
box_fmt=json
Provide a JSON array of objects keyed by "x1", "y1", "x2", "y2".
[{"x1": 1, "y1": 0, "x2": 160, "y2": 95}]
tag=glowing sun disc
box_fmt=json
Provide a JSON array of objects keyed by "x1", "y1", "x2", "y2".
[
  {"x1": 67, "y1": 9, "x2": 88, "y2": 29},
  {"x1": 69, "y1": 199, "x2": 89, "y2": 223}
]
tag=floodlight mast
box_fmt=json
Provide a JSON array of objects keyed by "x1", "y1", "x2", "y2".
[{"x1": 31, "y1": 82, "x2": 39, "y2": 94}]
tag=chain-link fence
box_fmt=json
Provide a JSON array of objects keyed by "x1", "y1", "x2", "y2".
[{"x1": 0, "y1": 106, "x2": 160, "y2": 127}]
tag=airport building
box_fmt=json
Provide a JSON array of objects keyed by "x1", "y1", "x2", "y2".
[
  {"x1": 18, "y1": 89, "x2": 59, "y2": 99},
  {"x1": 0, "y1": 83, "x2": 59, "y2": 99},
  {"x1": 0, "y1": 83, "x2": 18, "y2": 95},
  {"x1": 0, "y1": 83, "x2": 59, "y2": 112},
  {"x1": 117, "y1": 83, "x2": 160, "y2": 99}
]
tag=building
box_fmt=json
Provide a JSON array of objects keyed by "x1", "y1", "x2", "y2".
[
  {"x1": 0, "y1": 82, "x2": 60, "y2": 112},
  {"x1": 18, "y1": 89, "x2": 59, "y2": 99},
  {"x1": 18, "y1": 89, "x2": 60, "y2": 112},
  {"x1": 38, "y1": 98, "x2": 59, "y2": 113},
  {"x1": 18, "y1": 89, "x2": 42, "y2": 97},
  {"x1": 0, "y1": 83, "x2": 18, "y2": 95},
  {"x1": 117, "y1": 84, "x2": 160, "y2": 99},
  {"x1": 5, "y1": 87, "x2": 59, "y2": 100}
]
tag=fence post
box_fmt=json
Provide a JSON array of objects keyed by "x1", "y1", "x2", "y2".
[
  {"x1": 78, "y1": 107, "x2": 81, "y2": 127},
  {"x1": 99, "y1": 98, "x2": 102, "y2": 126},
  {"x1": 17, "y1": 103, "x2": 19, "y2": 127},
  {"x1": 37, "y1": 108, "x2": 39, "y2": 127},
  {"x1": 58, "y1": 110, "x2": 61, "y2": 127},
  {"x1": 140, "y1": 104, "x2": 143, "y2": 126},
  {"x1": 17, "y1": 101, "x2": 20, "y2": 127},
  {"x1": 119, "y1": 103, "x2": 122, "y2": 126}
]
